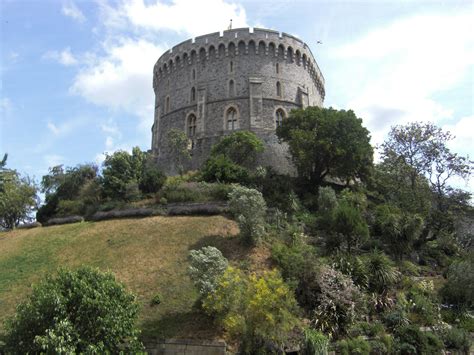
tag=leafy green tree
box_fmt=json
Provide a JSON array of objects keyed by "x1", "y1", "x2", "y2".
[
  {"x1": 0, "y1": 153, "x2": 8, "y2": 192},
  {"x1": 211, "y1": 130, "x2": 264, "y2": 167},
  {"x1": 380, "y1": 122, "x2": 472, "y2": 208},
  {"x1": 203, "y1": 267, "x2": 300, "y2": 354},
  {"x1": 37, "y1": 164, "x2": 98, "y2": 222},
  {"x1": 276, "y1": 107, "x2": 373, "y2": 191},
  {"x1": 4, "y1": 267, "x2": 143, "y2": 353},
  {"x1": 101, "y1": 147, "x2": 146, "y2": 200},
  {"x1": 139, "y1": 159, "x2": 166, "y2": 194},
  {"x1": 166, "y1": 129, "x2": 190, "y2": 175},
  {"x1": 201, "y1": 154, "x2": 249, "y2": 183},
  {"x1": 332, "y1": 201, "x2": 369, "y2": 253},
  {"x1": 188, "y1": 246, "x2": 228, "y2": 297},
  {"x1": 0, "y1": 170, "x2": 38, "y2": 230}
]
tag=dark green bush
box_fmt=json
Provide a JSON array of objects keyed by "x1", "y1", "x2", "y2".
[
  {"x1": 201, "y1": 154, "x2": 249, "y2": 184},
  {"x1": 139, "y1": 163, "x2": 166, "y2": 194},
  {"x1": 440, "y1": 254, "x2": 474, "y2": 310},
  {"x1": 3, "y1": 266, "x2": 143, "y2": 353},
  {"x1": 336, "y1": 336, "x2": 371, "y2": 355},
  {"x1": 394, "y1": 325, "x2": 443, "y2": 354},
  {"x1": 439, "y1": 326, "x2": 470, "y2": 352}
]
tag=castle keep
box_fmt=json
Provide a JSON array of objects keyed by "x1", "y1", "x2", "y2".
[{"x1": 151, "y1": 28, "x2": 325, "y2": 174}]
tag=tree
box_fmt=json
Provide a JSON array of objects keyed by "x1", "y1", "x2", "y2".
[
  {"x1": 210, "y1": 130, "x2": 264, "y2": 167},
  {"x1": 0, "y1": 153, "x2": 8, "y2": 192},
  {"x1": 276, "y1": 107, "x2": 373, "y2": 191},
  {"x1": 188, "y1": 246, "x2": 228, "y2": 297},
  {"x1": 166, "y1": 129, "x2": 190, "y2": 175},
  {"x1": 4, "y1": 267, "x2": 143, "y2": 353},
  {"x1": 139, "y1": 159, "x2": 166, "y2": 194},
  {"x1": 332, "y1": 201, "x2": 369, "y2": 253},
  {"x1": 0, "y1": 170, "x2": 38, "y2": 230},
  {"x1": 380, "y1": 122, "x2": 472, "y2": 207},
  {"x1": 101, "y1": 147, "x2": 146, "y2": 200}
]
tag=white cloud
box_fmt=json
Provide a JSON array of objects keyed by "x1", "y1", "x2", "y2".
[
  {"x1": 102, "y1": 0, "x2": 249, "y2": 37},
  {"x1": 330, "y1": 11, "x2": 473, "y2": 147},
  {"x1": 443, "y1": 116, "x2": 474, "y2": 159},
  {"x1": 0, "y1": 97, "x2": 12, "y2": 116},
  {"x1": 71, "y1": 38, "x2": 165, "y2": 129},
  {"x1": 46, "y1": 118, "x2": 88, "y2": 137},
  {"x1": 43, "y1": 48, "x2": 78, "y2": 66},
  {"x1": 62, "y1": 1, "x2": 86, "y2": 23}
]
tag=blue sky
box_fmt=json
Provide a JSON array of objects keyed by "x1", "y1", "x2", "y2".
[{"x1": 1, "y1": 0, "x2": 473, "y2": 192}]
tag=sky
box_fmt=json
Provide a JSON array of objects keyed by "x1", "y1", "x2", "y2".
[{"x1": 1, "y1": 0, "x2": 473, "y2": 193}]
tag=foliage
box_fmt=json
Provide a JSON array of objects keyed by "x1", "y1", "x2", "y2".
[
  {"x1": 150, "y1": 294, "x2": 162, "y2": 306},
  {"x1": 336, "y1": 336, "x2": 371, "y2": 355},
  {"x1": 0, "y1": 170, "x2": 38, "y2": 229},
  {"x1": 440, "y1": 254, "x2": 474, "y2": 310},
  {"x1": 332, "y1": 254, "x2": 369, "y2": 289},
  {"x1": 160, "y1": 181, "x2": 232, "y2": 203},
  {"x1": 188, "y1": 246, "x2": 228, "y2": 297},
  {"x1": 303, "y1": 328, "x2": 329, "y2": 355},
  {"x1": 166, "y1": 129, "x2": 191, "y2": 175},
  {"x1": 364, "y1": 251, "x2": 400, "y2": 294},
  {"x1": 101, "y1": 147, "x2": 146, "y2": 200},
  {"x1": 331, "y1": 201, "x2": 369, "y2": 253},
  {"x1": 310, "y1": 266, "x2": 363, "y2": 337},
  {"x1": 228, "y1": 185, "x2": 267, "y2": 244},
  {"x1": 438, "y1": 326, "x2": 470, "y2": 352},
  {"x1": 3, "y1": 266, "x2": 143, "y2": 353},
  {"x1": 139, "y1": 160, "x2": 166, "y2": 194},
  {"x1": 0, "y1": 153, "x2": 8, "y2": 192},
  {"x1": 272, "y1": 241, "x2": 317, "y2": 286},
  {"x1": 374, "y1": 204, "x2": 424, "y2": 260},
  {"x1": 393, "y1": 325, "x2": 443, "y2": 355},
  {"x1": 406, "y1": 280, "x2": 439, "y2": 326},
  {"x1": 202, "y1": 267, "x2": 300, "y2": 354},
  {"x1": 210, "y1": 130, "x2": 264, "y2": 167},
  {"x1": 37, "y1": 163, "x2": 98, "y2": 222},
  {"x1": 201, "y1": 154, "x2": 249, "y2": 183},
  {"x1": 276, "y1": 106, "x2": 373, "y2": 191}
]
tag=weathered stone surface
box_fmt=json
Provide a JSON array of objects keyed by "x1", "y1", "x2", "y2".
[
  {"x1": 145, "y1": 339, "x2": 227, "y2": 355},
  {"x1": 151, "y1": 28, "x2": 325, "y2": 175}
]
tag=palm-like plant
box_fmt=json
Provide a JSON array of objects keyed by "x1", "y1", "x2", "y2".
[{"x1": 365, "y1": 251, "x2": 400, "y2": 294}]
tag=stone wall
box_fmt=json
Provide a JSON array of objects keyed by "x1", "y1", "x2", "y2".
[
  {"x1": 151, "y1": 28, "x2": 324, "y2": 175},
  {"x1": 144, "y1": 339, "x2": 226, "y2": 355}
]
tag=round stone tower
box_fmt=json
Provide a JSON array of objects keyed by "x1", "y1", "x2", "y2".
[{"x1": 151, "y1": 28, "x2": 325, "y2": 174}]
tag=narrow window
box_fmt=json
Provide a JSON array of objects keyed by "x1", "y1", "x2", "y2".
[
  {"x1": 187, "y1": 114, "x2": 197, "y2": 137},
  {"x1": 276, "y1": 81, "x2": 282, "y2": 97},
  {"x1": 192, "y1": 69, "x2": 196, "y2": 80},
  {"x1": 276, "y1": 63, "x2": 279, "y2": 74},
  {"x1": 230, "y1": 61, "x2": 234, "y2": 73},
  {"x1": 226, "y1": 107, "x2": 238, "y2": 130},
  {"x1": 275, "y1": 109, "x2": 285, "y2": 127},
  {"x1": 191, "y1": 87, "x2": 196, "y2": 102},
  {"x1": 165, "y1": 96, "x2": 170, "y2": 113},
  {"x1": 229, "y1": 79, "x2": 235, "y2": 97}
]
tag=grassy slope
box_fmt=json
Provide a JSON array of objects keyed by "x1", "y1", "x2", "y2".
[{"x1": 0, "y1": 216, "x2": 247, "y2": 340}]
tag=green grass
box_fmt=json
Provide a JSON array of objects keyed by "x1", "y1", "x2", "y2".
[{"x1": 0, "y1": 216, "x2": 245, "y2": 340}]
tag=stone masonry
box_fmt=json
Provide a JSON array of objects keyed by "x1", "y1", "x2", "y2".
[{"x1": 151, "y1": 28, "x2": 325, "y2": 174}]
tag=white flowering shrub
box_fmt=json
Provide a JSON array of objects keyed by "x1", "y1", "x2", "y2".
[
  {"x1": 228, "y1": 185, "x2": 267, "y2": 244},
  {"x1": 188, "y1": 246, "x2": 228, "y2": 297}
]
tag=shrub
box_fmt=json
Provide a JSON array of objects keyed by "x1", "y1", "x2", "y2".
[
  {"x1": 331, "y1": 201, "x2": 369, "y2": 253},
  {"x1": 332, "y1": 253, "x2": 369, "y2": 289},
  {"x1": 271, "y1": 242, "x2": 317, "y2": 284},
  {"x1": 161, "y1": 183, "x2": 203, "y2": 203},
  {"x1": 406, "y1": 280, "x2": 439, "y2": 326},
  {"x1": 336, "y1": 337, "x2": 371, "y2": 355},
  {"x1": 303, "y1": 329, "x2": 329, "y2": 355},
  {"x1": 364, "y1": 251, "x2": 399, "y2": 294},
  {"x1": 150, "y1": 294, "x2": 162, "y2": 306},
  {"x1": 188, "y1": 246, "x2": 228, "y2": 297},
  {"x1": 394, "y1": 325, "x2": 443, "y2": 355},
  {"x1": 228, "y1": 185, "x2": 267, "y2": 244},
  {"x1": 139, "y1": 163, "x2": 166, "y2": 194},
  {"x1": 3, "y1": 267, "x2": 142, "y2": 353},
  {"x1": 210, "y1": 130, "x2": 264, "y2": 167},
  {"x1": 202, "y1": 267, "x2": 299, "y2": 354},
  {"x1": 56, "y1": 199, "x2": 84, "y2": 217},
  {"x1": 440, "y1": 254, "x2": 474, "y2": 310},
  {"x1": 201, "y1": 154, "x2": 249, "y2": 184},
  {"x1": 310, "y1": 266, "x2": 363, "y2": 337},
  {"x1": 439, "y1": 326, "x2": 470, "y2": 352}
]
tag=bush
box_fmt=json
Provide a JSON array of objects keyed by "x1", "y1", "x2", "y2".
[
  {"x1": 394, "y1": 325, "x2": 443, "y2": 355},
  {"x1": 440, "y1": 254, "x2": 474, "y2": 310},
  {"x1": 336, "y1": 337, "x2": 371, "y2": 355},
  {"x1": 3, "y1": 267, "x2": 142, "y2": 353},
  {"x1": 439, "y1": 326, "x2": 470, "y2": 352},
  {"x1": 56, "y1": 199, "x2": 84, "y2": 217},
  {"x1": 406, "y1": 280, "x2": 439, "y2": 326},
  {"x1": 201, "y1": 154, "x2": 249, "y2": 184},
  {"x1": 188, "y1": 246, "x2": 228, "y2": 297},
  {"x1": 228, "y1": 185, "x2": 267, "y2": 244},
  {"x1": 271, "y1": 241, "x2": 317, "y2": 284},
  {"x1": 364, "y1": 251, "x2": 399, "y2": 294},
  {"x1": 310, "y1": 266, "x2": 363, "y2": 337},
  {"x1": 139, "y1": 163, "x2": 166, "y2": 194},
  {"x1": 331, "y1": 201, "x2": 369, "y2": 253},
  {"x1": 303, "y1": 329, "x2": 329, "y2": 355},
  {"x1": 210, "y1": 130, "x2": 264, "y2": 167},
  {"x1": 150, "y1": 294, "x2": 162, "y2": 306},
  {"x1": 202, "y1": 267, "x2": 299, "y2": 354},
  {"x1": 332, "y1": 253, "x2": 369, "y2": 289}
]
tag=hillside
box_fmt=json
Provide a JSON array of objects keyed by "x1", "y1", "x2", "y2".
[{"x1": 0, "y1": 216, "x2": 249, "y2": 340}]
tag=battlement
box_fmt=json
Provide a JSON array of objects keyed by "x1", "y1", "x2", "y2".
[{"x1": 155, "y1": 28, "x2": 324, "y2": 86}]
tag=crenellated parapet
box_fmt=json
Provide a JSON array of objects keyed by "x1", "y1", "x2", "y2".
[{"x1": 153, "y1": 28, "x2": 325, "y2": 100}]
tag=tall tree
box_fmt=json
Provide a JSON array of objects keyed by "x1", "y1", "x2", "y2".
[
  {"x1": 276, "y1": 107, "x2": 373, "y2": 191},
  {"x1": 166, "y1": 129, "x2": 190, "y2": 175}
]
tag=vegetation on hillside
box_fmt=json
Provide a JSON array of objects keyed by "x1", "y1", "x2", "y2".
[{"x1": 1, "y1": 107, "x2": 473, "y2": 353}]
